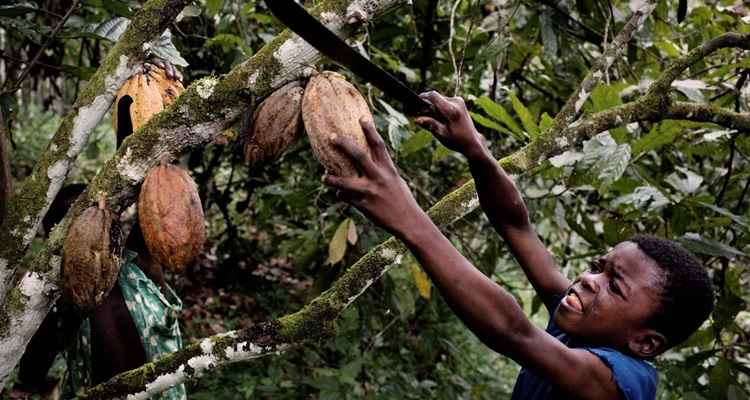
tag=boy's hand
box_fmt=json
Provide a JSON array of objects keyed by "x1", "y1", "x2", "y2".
[
  {"x1": 415, "y1": 91, "x2": 488, "y2": 159},
  {"x1": 323, "y1": 119, "x2": 427, "y2": 237}
]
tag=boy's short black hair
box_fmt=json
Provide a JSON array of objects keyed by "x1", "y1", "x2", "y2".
[{"x1": 628, "y1": 234, "x2": 713, "y2": 348}]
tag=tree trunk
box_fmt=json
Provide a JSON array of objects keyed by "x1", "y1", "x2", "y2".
[{"x1": 0, "y1": 0, "x2": 407, "y2": 388}]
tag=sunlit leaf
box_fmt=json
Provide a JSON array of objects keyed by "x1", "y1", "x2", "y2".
[
  {"x1": 327, "y1": 218, "x2": 351, "y2": 264},
  {"x1": 409, "y1": 263, "x2": 431, "y2": 300},
  {"x1": 508, "y1": 91, "x2": 540, "y2": 138},
  {"x1": 474, "y1": 96, "x2": 525, "y2": 141}
]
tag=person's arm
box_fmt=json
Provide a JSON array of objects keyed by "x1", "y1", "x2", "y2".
[
  {"x1": 415, "y1": 92, "x2": 570, "y2": 308},
  {"x1": 324, "y1": 120, "x2": 621, "y2": 399}
]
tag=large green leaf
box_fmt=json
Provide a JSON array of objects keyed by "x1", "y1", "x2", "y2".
[
  {"x1": 474, "y1": 96, "x2": 525, "y2": 141},
  {"x1": 508, "y1": 91, "x2": 540, "y2": 138}
]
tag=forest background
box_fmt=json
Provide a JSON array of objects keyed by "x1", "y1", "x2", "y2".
[{"x1": 0, "y1": 0, "x2": 749, "y2": 398}]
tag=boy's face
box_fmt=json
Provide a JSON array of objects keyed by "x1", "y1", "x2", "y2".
[{"x1": 554, "y1": 241, "x2": 664, "y2": 351}]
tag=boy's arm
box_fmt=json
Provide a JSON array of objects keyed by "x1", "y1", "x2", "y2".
[
  {"x1": 415, "y1": 92, "x2": 570, "y2": 307},
  {"x1": 324, "y1": 120, "x2": 620, "y2": 400}
]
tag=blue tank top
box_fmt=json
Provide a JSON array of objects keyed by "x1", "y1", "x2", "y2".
[{"x1": 511, "y1": 295, "x2": 657, "y2": 400}]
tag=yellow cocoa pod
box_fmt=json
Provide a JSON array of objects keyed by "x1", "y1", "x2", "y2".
[
  {"x1": 62, "y1": 201, "x2": 123, "y2": 312},
  {"x1": 112, "y1": 72, "x2": 164, "y2": 135},
  {"x1": 138, "y1": 163, "x2": 205, "y2": 272},
  {"x1": 301, "y1": 71, "x2": 374, "y2": 177},
  {"x1": 244, "y1": 80, "x2": 305, "y2": 168}
]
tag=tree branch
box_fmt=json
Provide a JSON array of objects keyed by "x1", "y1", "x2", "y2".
[
  {"x1": 0, "y1": 109, "x2": 11, "y2": 224},
  {"x1": 8, "y1": 5, "x2": 750, "y2": 399},
  {"x1": 0, "y1": 0, "x2": 191, "y2": 302},
  {"x1": 0, "y1": 0, "x2": 407, "y2": 389},
  {"x1": 73, "y1": 17, "x2": 750, "y2": 400},
  {"x1": 545, "y1": 0, "x2": 656, "y2": 136}
]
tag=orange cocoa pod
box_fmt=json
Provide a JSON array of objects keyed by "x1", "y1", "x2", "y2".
[
  {"x1": 301, "y1": 71, "x2": 375, "y2": 177},
  {"x1": 149, "y1": 67, "x2": 185, "y2": 106},
  {"x1": 244, "y1": 80, "x2": 305, "y2": 168},
  {"x1": 138, "y1": 163, "x2": 205, "y2": 272},
  {"x1": 62, "y1": 200, "x2": 123, "y2": 312},
  {"x1": 112, "y1": 72, "x2": 164, "y2": 135}
]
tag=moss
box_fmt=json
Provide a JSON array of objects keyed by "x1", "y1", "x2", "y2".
[{"x1": 0, "y1": 286, "x2": 28, "y2": 336}]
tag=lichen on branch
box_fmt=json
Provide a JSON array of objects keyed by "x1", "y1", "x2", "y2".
[
  {"x1": 0, "y1": 0, "x2": 191, "y2": 301},
  {"x1": 0, "y1": 0, "x2": 409, "y2": 390}
]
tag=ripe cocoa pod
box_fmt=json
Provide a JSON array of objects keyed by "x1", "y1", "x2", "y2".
[
  {"x1": 112, "y1": 72, "x2": 164, "y2": 135},
  {"x1": 244, "y1": 80, "x2": 305, "y2": 168},
  {"x1": 301, "y1": 71, "x2": 375, "y2": 177},
  {"x1": 62, "y1": 200, "x2": 123, "y2": 312},
  {"x1": 138, "y1": 163, "x2": 205, "y2": 272},
  {"x1": 149, "y1": 67, "x2": 185, "y2": 106}
]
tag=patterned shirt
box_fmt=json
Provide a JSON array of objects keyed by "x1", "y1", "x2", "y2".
[{"x1": 65, "y1": 250, "x2": 186, "y2": 399}]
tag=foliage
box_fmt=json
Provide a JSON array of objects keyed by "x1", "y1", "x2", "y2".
[{"x1": 2, "y1": 0, "x2": 750, "y2": 398}]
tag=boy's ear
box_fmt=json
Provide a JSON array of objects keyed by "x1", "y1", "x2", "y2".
[{"x1": 629, "y1": 330, "x2": 667, "y2": 358}]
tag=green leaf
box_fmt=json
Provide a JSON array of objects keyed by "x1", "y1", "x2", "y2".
[
  {"x1": 539, "y1": 112, "x2": 554, "y2": 133},
  {"x1": 86, "y1": 17, "x2": 130, "y2": 42},
  {"x1": 539, "y1": 10, "x2": 558, "y2": 59},
  {"x1": 399, "y1": 129, "x2": 433, "y2": 156},
  {"x1": 632, "y1": 121, "x2": 684, "y2": 156},
  {"x1": 696, "y1": 202, "x2": 750, "y2": 232},
  {"x1": 592, "y1": 144, "x2": 631, "y2": 186},
  {"x1": 377, "y1": 100, "x2": 409, "y2": 151},
  {"x1": 206, "y1": 0, "x2": 224, "y2": 17},
  {"x1": 149, "y1": 29, "x2": 189, "y2": 67},
  {"x1": 205, "y1": 33, "x2": 252, "y2": 57},
  {"x1": 508, "y1": 92, "x2": 540, "y2": 138},
  {"x1": 708, "y1": 359, "x2": 733, "y2": 400},
  {"x1": 474, "y1": 96, "x2": 525, "y2": 141},
  {"x1": 0, "y1": 4, "x2": 39, "y2": 18},
  {"x1": 678, "y1": 233, "x2": 745, "y2": 259},
  {"x1": 469, "y1": 112, "x2": 515, "y2": 137},
  {"x1": 327, "y1": 218, "x2": 351, "y2": 264}
]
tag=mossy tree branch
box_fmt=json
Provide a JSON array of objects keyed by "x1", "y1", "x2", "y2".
[
  {"x1": 4, "y1": 2, "x2": 749, "y2": 397},
  {"x1": 81, "y1": 26, "x2": 750, "y2": 398},
  {"x1": 0, "y1": 0, "x2": 191, "y2": 301},
  {"x1": 544, "y1": 0, "x2": 656, "y2": 137},
  {"x1": 0, "y1": 0, "x2": 406, "y2": 388}
]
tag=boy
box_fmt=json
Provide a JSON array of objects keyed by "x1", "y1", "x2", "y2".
[{"x1": 323, "y1": 91, "x2": 714, "y2": 399}]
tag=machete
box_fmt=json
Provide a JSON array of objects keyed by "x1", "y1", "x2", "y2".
[{"x1": 266, "y1": 0, "x2": 441, "y2": 119}]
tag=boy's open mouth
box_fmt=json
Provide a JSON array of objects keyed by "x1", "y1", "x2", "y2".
[{"x1": 563, "y1": 289, "x2": 584, "y2": 313}]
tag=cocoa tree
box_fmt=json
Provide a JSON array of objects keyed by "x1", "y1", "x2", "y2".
[{"x1": 1, "y1": 0, "x2": 749, "y2": 398}]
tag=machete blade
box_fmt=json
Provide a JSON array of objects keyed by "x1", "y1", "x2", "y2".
[{"x1": 266, "y1": 0, "x2": 439, "y2": 118}]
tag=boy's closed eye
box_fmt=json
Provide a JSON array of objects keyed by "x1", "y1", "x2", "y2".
[{"x1": 588, "y1": 259, "x2": 628, "y2": 300}]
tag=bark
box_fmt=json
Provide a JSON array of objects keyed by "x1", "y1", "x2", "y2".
[
  {"x1": 0, "y1": 0, "x2": 191, "y2": 301},
  {"x1": 3, "y1": 1, "x2": 750, "y2": 398},
  {"x1": 544, "y1": 0, "x2": 656, "y2": 136},
  {"x1": 0, "y1": 0, "x2": 406, "y2": 388},
  {"x1": 0, "y1": 109, "x2": 11, "y2": 224},
  {"x1": 82, "y1": 27, "x2": 750, "y2": 399}
]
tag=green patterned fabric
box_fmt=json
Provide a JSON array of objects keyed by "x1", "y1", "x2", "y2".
[{"x1": 64, "y1": 250, "x2": 186, "y2": 399}]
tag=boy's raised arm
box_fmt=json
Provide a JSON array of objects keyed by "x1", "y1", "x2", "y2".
[
  {"x1": 415, "y1": 92, "x2": 570, "y2": 307},
  {"x1": 323, "y1": 120, "x2": 620, "y2": 400}
]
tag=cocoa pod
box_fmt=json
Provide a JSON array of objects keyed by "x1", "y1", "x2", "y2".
[
  {"x1": 112, "y1": 72, "x2": 164, "y2": 136},
  {"x1": 149, "y1": 67, "x2": 185, "y2": 106},
  {"x1": 244, "y1": 80, "x2": 305, "y2": 168},
  {"x1": 138, "y1": 163, "x2": 205, "y2": 272},
  {"x1": 62, "y1": 200, "x2": 123, "y2": 312},
  {"x1": 301, "y1": 71, "x2": 375, "y2": 177}
]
